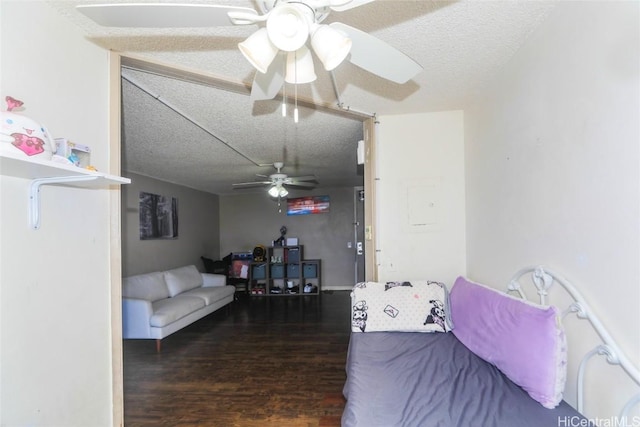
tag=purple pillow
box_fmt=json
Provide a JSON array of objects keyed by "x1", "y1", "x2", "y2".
[{"x1": 450, "y1": 276, "x2": 567, "y2": 409}]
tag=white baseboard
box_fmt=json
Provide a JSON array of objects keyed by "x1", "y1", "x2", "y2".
[{"x1": 322, "y1": 285, "x2": 353, "y2": 291}]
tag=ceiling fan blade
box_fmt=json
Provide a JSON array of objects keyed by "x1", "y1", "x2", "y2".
[
  {"x1": 287, "y1": 175, "x2": 317, "y2": 182},
  {"x1": 285, "y1": 182, "x2": 316, "y2": 188},
  {"x1": 330, "y1": 0, "x2": 376, "y2": 12},
  {"x1": 330, "y1": 22, "x2": 423, "y2": 84},
  {"x1": 232, "y1": 181, "x2": 271, "y2": 188},
  {"x1": 250, "y1": 54, "x2": 285, "y2": 101},
  {"x1": 76, "y1": 4, "x2": 259, "y2": 27}
]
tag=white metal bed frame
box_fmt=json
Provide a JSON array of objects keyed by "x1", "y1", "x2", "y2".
[{"x1": 506, "y1": 266, "x2": 640, "y2": 419}]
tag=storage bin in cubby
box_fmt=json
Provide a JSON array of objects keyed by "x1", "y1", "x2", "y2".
[
  {"x1": 287, "y1": 247, "x2": 300, "y2": 263},
  {"x1": 251, "y1": 263, "x2": 266, "y2": 279},
  {"x1": 303, "y1": 263, "x2": 317, "y2": 278},
  {"x1": 271, "y1": 264, "x2": 284, "y2": 278},
  {"x1": 287, "y1": 264, "x2": 300, "y2": 277}
]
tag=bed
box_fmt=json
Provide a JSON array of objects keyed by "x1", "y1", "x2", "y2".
[{"x1": 342, "y1": 267, "x2": 640, "y2": 427}]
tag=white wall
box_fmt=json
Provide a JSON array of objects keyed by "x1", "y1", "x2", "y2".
[
  {"x1": 121, "y1": 172, "x2": 220, "y2": 276},
  {"x1": 464, "y1": 1, "x2": 639, "y2": 420},
  {"x1": 1, "y1": 2, "x2": 118, "y2": 425},
  {"x1": 220, "y1": 186, "x2": 357, "y2": 288},
  {"x1": 376, "y1": 110, "x2": 466, "y2": 285}
]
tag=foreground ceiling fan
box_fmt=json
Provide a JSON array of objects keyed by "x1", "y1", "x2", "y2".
[
  {"x1": 77, "y1": 0, "x2": 423, "y2": 101},
  {"x1": 232, "y1": 162, "x2": 317, "y2": 197}
]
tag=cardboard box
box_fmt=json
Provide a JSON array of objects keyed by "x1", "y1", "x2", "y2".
[{"x1": 55, "y1": 138, "x2": 91, "y2": 168}]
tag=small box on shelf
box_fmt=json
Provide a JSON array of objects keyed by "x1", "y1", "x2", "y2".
[
  {"x1": 54, "y1": 138, "x2": 91, "y2": 168},
  {"x1": 286, "y1": 237, "x2": 298, "y2": 246}
]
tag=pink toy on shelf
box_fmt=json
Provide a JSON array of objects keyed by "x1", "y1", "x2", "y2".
[{"x1": 1, "y1": 96, "x2": 56, "y2": 159}]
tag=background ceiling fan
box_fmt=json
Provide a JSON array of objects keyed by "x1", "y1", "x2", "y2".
[
  {"x1": 232, "y1": 162, "x2": 317, "y2": 197},
  {"x1": 77, "y1": 0, "x2": 424, "y2": 101}
]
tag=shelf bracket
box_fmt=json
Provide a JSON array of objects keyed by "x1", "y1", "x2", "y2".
[{"x1": 29, "y1": 175, "x2": 99, "y2": 230}]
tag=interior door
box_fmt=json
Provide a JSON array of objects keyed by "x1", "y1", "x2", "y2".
[{"x1": 354, "y1": 186, "x2": 365, "y2": 284}]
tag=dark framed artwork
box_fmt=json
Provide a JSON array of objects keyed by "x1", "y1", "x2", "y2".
[
  {"x1": 139, "y1": 191, "x2": 178, "y2": 240},
  {"x1": 287, "y1": 195, "x2": 330, "y2": 216}
]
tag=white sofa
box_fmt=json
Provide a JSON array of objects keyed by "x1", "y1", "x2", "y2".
[{"x1": 122, "y1": 265, "x2": 236, "y2": 351}]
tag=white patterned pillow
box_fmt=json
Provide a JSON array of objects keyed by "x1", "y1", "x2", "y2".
[{"x1": 351, "y1": 281, "x2": 453, "y2": 333}]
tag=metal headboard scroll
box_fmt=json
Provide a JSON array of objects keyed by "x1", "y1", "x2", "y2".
[{"x1": 507, "y1": 266, "x2": 640, "y2": 418}]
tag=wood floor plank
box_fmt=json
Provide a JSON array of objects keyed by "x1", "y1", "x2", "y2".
[{"x1": 124, "y1": 291, "x2": 351, "y2": 427}]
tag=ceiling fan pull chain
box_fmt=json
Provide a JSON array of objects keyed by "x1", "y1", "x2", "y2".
[
  {"x1": 282, "y1": 60, "x2": 287, "y2": 117},
  {"x1": 294, "y1": 50, "x2": 299, "y2": 123}
]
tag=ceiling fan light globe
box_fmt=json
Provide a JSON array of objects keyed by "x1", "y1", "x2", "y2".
[
  {"x1": 238, "y1": 28, "x2": 279, "y2": 73},
  {"x1": 285, "y1": 45, "x2": 317, "y2": 84},
  {"x1": 266, "y1": 3, "x2": 311, "y2": 52},
  {"x1": 311, "y1": 25, "x2": 352, "y2": 71},
  {"x1": 279, "y1": 187, "x2": 289, "y2": 197},
  {"x1": 268, "y1": 185, "x2": 280, "y2": 197}
]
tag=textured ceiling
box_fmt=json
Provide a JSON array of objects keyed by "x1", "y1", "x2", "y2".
[
  {"x1": 48, "y1": 0, "x2": 557, "y2": 195},
  {"x1": 120, "y1": 65, "x2": 365, "y2": 194}
]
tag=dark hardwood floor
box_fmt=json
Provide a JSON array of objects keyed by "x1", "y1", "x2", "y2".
[{"x1": 123, "y1": 291, "x2": 352, "y2": 427}]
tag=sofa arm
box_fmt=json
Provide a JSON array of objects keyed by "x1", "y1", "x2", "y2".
[
  {"x1": 122, "y1": 297, "x2": 153, "y2": 338},
  {"x1": 202, "y1": 273, "x2": 227, "y2": 287}
]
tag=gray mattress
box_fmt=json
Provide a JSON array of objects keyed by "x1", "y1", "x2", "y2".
[{"x1": 342, "y1": 331, "x2": 588, "y2": 427}]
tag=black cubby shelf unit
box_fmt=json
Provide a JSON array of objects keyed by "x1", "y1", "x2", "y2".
[{"x1": 248, "y1": 245, "x2": 321, "y2": 296}]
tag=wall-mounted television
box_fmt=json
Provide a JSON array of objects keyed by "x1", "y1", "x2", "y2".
[{"x1": 287, "y1": 195, "x2": 330, "y2": 216}]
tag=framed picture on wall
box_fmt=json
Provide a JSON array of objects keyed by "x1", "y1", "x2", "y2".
[
  {"x1": 287, "y1": 195, "x2": 330, "y2": 216},
  {"x1": 139, "y1": 191, "x2": 178, "y2": 240}
]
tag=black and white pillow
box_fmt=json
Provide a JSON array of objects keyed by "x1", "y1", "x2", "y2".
[{"x1": 351, "y1": 281, "x2": 453, "y2": 333}]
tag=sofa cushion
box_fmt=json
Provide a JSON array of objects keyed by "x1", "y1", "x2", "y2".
[
  {"x1": 182, "y1": 285, "x2": 235, "y2": 305},
  {"x1": 164, "y1": 265, "x2": 203, "y2": 297},
  {"x1": 150, "y1": 295, "x2": 206, "y2": 328},
  {"x1": 123, "y1": 271, "x2": 170, "y2": 302}
]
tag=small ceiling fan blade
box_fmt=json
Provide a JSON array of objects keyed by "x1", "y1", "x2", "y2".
[
  {"x1": 287, "y1": 175, "x2": 317, "y2": 182},
  {"x1": 285, "y1": 182, "x2": 316, "y2": 188},
  {"x1": 77, "y1": 4, "x2": 259, "y2": 28},
  {"x1": 232, "y1": 181, "x2": 271, "y2": 188},
  {"x1": 330, "y1": 22, "x2": 423, "y2": 84},
  {"x1": 330, "y1": 0, "x2": 376, "y2": 12},
  {"x1": 250, "y1": 54, "x2": 285, "y2": 101}
]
